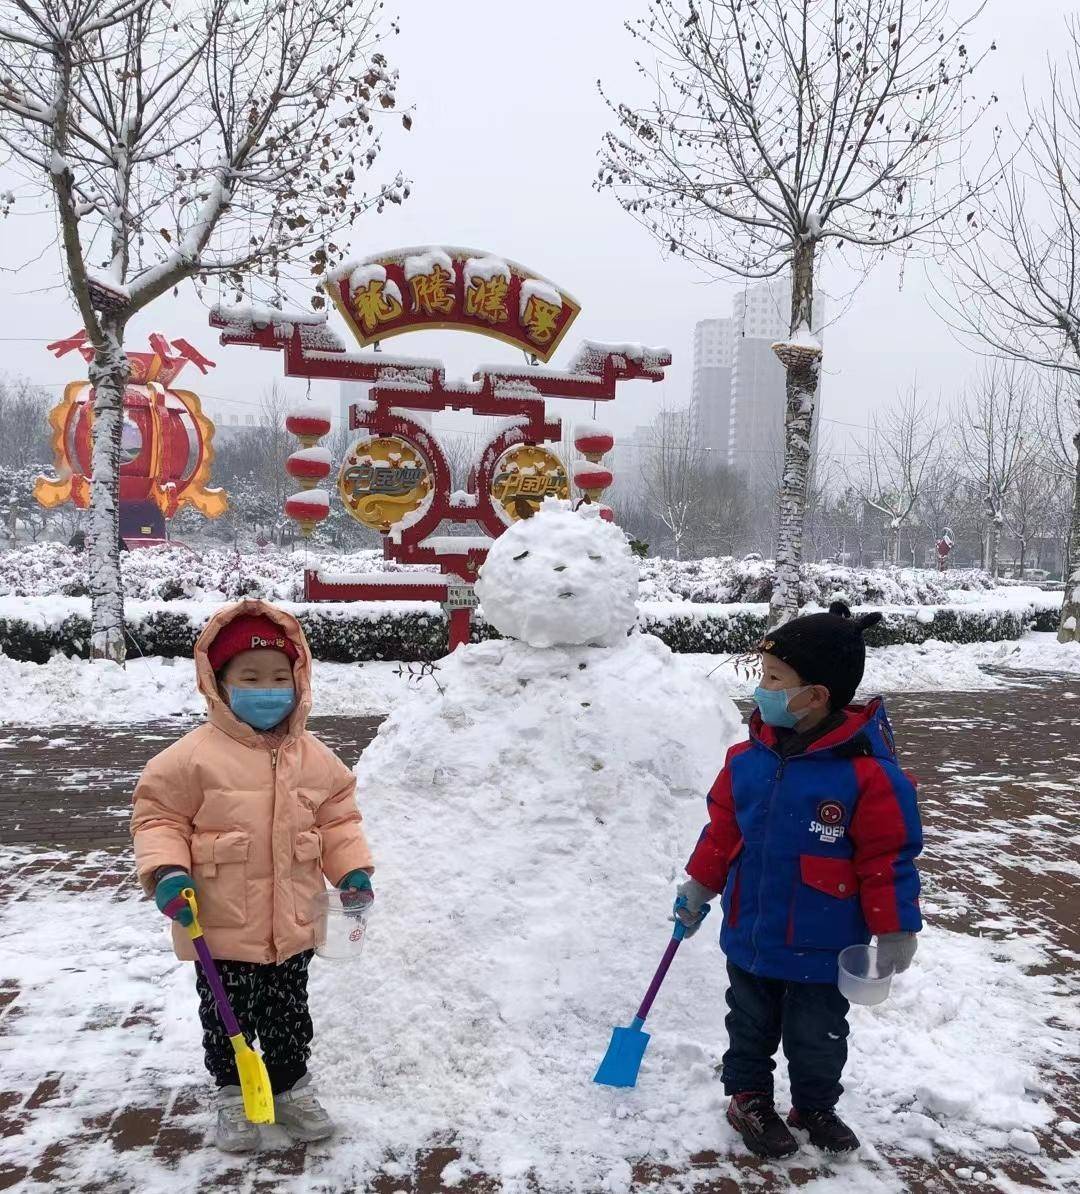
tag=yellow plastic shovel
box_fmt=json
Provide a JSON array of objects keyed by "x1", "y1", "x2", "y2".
[{"x1": 175, "y1": 888, "x2": 275, "y2": 1124}]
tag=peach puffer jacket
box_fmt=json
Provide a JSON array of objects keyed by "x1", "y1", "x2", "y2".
[{"x1": 131, "y1": 600, "x2": 373, "y2": 964}]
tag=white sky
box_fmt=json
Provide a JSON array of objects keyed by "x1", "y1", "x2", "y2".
[{"x1": 0, "y1": 0, "x2": 1073, "y2": 468}]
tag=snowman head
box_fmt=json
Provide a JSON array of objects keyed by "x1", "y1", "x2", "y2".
[{"x1": 475, "y1": 502, "x2": 639, "y2": 648}]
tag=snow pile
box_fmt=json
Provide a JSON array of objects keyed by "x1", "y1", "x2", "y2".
[
  {"x1": 340, "y1": 628, "x2": 743, "y2": 1187},
  {"x1": 0, "y1": 654, "x2": 413, "y2": 725},
  {"x1": 474, "y1": 503, "x2": 638, "y2": 648}
]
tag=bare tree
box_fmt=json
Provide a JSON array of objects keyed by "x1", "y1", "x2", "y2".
[
  {"x1": 956, "y1": 363, "x2": 1032, "y2": 577},
  {"x1": 857, "y1": 386, "x2": 940, "y2": 564},
  {"x1": 1035, "y1": 374, "x2": 1080, "y2": 583},
  {"x1": 945, "y1": 19, "x2": 1080, "y2": 637},
  {"x1": 599, "y1": 0, "x2": 992, "y2": 625},
  {"x1": 1002, "y1": 454, "x2": 1056, "y2": 577},
  {"x1": 0, "y1": 0, "x2": 409, "y2": 660},
  {"x1": 641, "y1": 408, "x2": 706, "y2": 560}
]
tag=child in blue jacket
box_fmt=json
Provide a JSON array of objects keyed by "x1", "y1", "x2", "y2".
[{"x1": 675, "y1": 602, "x2": 923, "y2": 1159}]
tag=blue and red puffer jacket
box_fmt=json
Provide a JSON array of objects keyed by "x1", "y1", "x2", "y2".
[{"x1": 686, "y1": 697, "x2": 923, "y2": 984}]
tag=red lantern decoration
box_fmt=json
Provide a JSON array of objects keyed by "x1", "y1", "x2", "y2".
[
  {"x1": 599, "y1": 506, "x2": 615, "y2": 523},
  {"x1": 35, "y1": 332, "x2": 227, "y2": 545},
  {"x1": 286, "y1": 407, "x2": 332, "y2": 447},
  {"x1": 574, "y1": 421, "x2": 615, "y2": 463},
  {"x1": 286, "y1": 446, "x2": 333, "y2": 490},
  {"x1": 284, "y1": 488, "x2": 331, "y2": 537},
  {"x1": 573, "y1": 462, "x2": 613, "y2": 503}
]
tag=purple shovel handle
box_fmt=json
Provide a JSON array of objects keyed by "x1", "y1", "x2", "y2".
[
  {"x1": 634, "y1": 925, "x2": 685, "y2": 1024},
  {"x1": 191, "y1": 933, "x2": 242, "y2": 1038}
]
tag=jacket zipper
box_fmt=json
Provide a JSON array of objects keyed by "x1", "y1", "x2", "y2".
[
  {"x1": 750, "y1": 756, "x2": 785, "y2": 973},
  {"x1": 269, "y1": 747, "x2": 278, "y2": 962}
]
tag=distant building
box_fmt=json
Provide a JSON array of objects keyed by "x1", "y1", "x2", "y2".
[
  {"x1": 727, "y1": 278, "x2": 824, "y2": 492},
  {"x1": 689, "y1": 318, "x2": 734, "y2": 456},
  {"x1": 688, "y1": 279, "x2": 825, "y2": 492}
]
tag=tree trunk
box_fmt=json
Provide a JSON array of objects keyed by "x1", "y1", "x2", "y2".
[
  {"x1": 87, "y1": 326, "x2": 130, "y2": 663},
  {"x1": 988, "y1": 518, "x2": 1001, "y2": 578},
  {"x1": 1059, "y1": 429, "x2": 1080, "y2": 644},
  {"x1": 768, "y1": 240, "x2": 818, "y2": 629}
]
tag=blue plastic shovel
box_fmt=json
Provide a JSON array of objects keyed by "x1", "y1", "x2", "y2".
[{"x1": 594, "y1": 902, "x2": 705, "y2": 1089}]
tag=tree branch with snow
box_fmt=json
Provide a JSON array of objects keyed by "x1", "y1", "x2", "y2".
[{"x1": 0, "y1": 0, "x2": 411, "y2": 661}]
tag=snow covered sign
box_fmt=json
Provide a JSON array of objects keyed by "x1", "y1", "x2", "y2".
[
  {"x1": 210, "y1": 255, "x2": 669, "y2": 650},
  {"x1": 326, "y1": 247, "x2": 581, "y2": 363}
]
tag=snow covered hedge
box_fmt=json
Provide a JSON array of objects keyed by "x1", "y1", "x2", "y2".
[
  {"x1": 637, "y1": 554, "x2": 1002, "y2": 606},
  {"x1": 0, "y1": 543, "x2": 1015, "y2": 607},
  {"x1": 0, "y1": 594, "x2": 1060, "y2": 664}
]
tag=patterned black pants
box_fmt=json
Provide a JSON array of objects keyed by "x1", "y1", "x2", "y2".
[{"x1": 195, "y1": 949, "x2": 314, "y2": 1095}]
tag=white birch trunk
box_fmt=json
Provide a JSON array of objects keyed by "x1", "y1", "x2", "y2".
[
  {"x1": 86, "y1": 326, "x2": 129, "y2": 663},
  {"x1": 768, "y1": 240, "x2": 818, "y2": 629},
  {"x1": 1059, "y1": 429, "x2": 1080, "y2": 643}
]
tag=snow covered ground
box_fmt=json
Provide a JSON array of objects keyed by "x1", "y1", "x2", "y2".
[
  {"x1": 0, "y1": 631, "x2": 1074, "y2": 727},
  {"x1": 0, "y1": 879, "x2": 1072, "y2": 1192},
  {"x1": 0, "y1": 628, "x2": 1076, "y2": 1191}
]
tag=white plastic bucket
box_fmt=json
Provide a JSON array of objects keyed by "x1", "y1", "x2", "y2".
[
  {"x1": 312, "y1": 888, "x2": 372, "y2": 961},
  {"x1": 837, "y1": 944, "x2": 894, "y2": 1006}
]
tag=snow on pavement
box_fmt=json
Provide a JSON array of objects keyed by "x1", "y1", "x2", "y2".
[{"x1": 0, "y1": 882, "x2": 1073, "y2": 1192}]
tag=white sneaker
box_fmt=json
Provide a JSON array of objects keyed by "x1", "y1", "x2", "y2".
[
  {"x1": 273, "y1": 1074, "x2": 335, "y2": 1142},
  {"x1": 214, "y1": 1085, "x2": 259, "y2": 1152}
]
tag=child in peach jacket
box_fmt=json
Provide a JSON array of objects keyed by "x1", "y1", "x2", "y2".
[{"x1": 131, "y1": 600, "x2": 373, "y2": 1151}]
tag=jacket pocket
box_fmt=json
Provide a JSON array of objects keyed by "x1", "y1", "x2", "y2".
[
  {"x1": 292, "y1": 829, "x2": 325, "y2": 926},
  {"x1": 190, "y1": 831, "x2": 250, "y2": 928},
  {"x1": 790, "y1": 854, "x2": 863, "y2": 949}
]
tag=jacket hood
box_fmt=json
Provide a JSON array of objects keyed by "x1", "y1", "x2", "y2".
[
  {"x1": 194, "y1": 600, "x2": 313, "y2": 745},
  {"x1": 750, "y1": 696, "x2": 899, "y2": 763}
]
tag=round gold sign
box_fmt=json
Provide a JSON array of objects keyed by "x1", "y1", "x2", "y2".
[
  {"x1": 489, "y1": 444, "x2": 570, "y2": 523},
  {"x1": 338, "y1": 435, "x2": 433, "y2": 531}
]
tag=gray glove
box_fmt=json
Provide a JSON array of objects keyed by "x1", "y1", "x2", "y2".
[
  {"x1": 673, "y1": 878, "x2": 718, "y2": 938},
  {"x1": 876, "y1": 931, "x2": 918, "y2": 974}
]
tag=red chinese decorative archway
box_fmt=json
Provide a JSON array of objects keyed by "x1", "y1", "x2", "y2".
[{"x1": 210, "y1": 246, "x2": 669, "y2": 647}]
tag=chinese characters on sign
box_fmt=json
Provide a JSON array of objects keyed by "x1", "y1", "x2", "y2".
[{"x1": 328, "y1": 248, "x2": 581, "y2": 363}]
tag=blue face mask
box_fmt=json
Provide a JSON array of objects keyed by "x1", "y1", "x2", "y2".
[
  {"x1": 228, "y1": 686, "x2": 296, "y2": 731},
  {"x1": 753, "y1": 684, "x2": 809, "y2": 729}
]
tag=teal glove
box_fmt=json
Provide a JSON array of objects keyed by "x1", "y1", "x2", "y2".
[
  {"x1": 338, "y1": 869, "x2": 374, "y2": 913},
  {"x1": 154, "y1": 871, "x2": 195, "y2": 927}
]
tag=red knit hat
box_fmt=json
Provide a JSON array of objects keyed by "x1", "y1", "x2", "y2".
[{"x1": 207, "y1": 614, "x2": 299, "y2": 671}]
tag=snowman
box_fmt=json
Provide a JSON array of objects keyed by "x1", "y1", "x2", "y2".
[{"x1": 319, "y1": 502, "x2": 744, "y2": 1189}]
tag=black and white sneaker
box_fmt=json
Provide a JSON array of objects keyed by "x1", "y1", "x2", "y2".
[
  {"x1": 726, "y1": 1092, "x2": 799, "y2": 1159},
  {"x1": 787, "y1": 1107, "x2": 860, "y2": 1154}
]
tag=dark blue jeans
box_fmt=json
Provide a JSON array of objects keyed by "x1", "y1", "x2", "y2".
[{"x1": 722, "y1": 960, "x2": 850, "y2": 1111}]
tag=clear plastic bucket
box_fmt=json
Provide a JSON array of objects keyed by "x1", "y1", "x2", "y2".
[
  {"x1": 837, "y1": 944, "x2": 894, "y2": 1006},
  {"x1": 312, "y1": 888, "x2": 373, "y2": 961}
]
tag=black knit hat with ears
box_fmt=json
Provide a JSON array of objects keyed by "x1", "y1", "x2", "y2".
[{"x1": 759, "y1": 601, "x2": 883, "y2": 710}]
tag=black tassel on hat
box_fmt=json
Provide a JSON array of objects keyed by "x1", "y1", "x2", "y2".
[{"x1": 760, "y1": 600, "x2": 883, "y2": 710}]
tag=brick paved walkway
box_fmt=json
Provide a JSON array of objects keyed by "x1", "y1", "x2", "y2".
[{"x1": 0, "y1": 682, "x2": 1077, "y2": 1192}]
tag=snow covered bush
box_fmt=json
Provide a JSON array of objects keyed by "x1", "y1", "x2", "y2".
[
  {"x1": 637, "y1": 555, "x2": 999, "y2": 606},
  {"x1": 0, "y1": 543, "x2": 435, "y2": 601}
]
